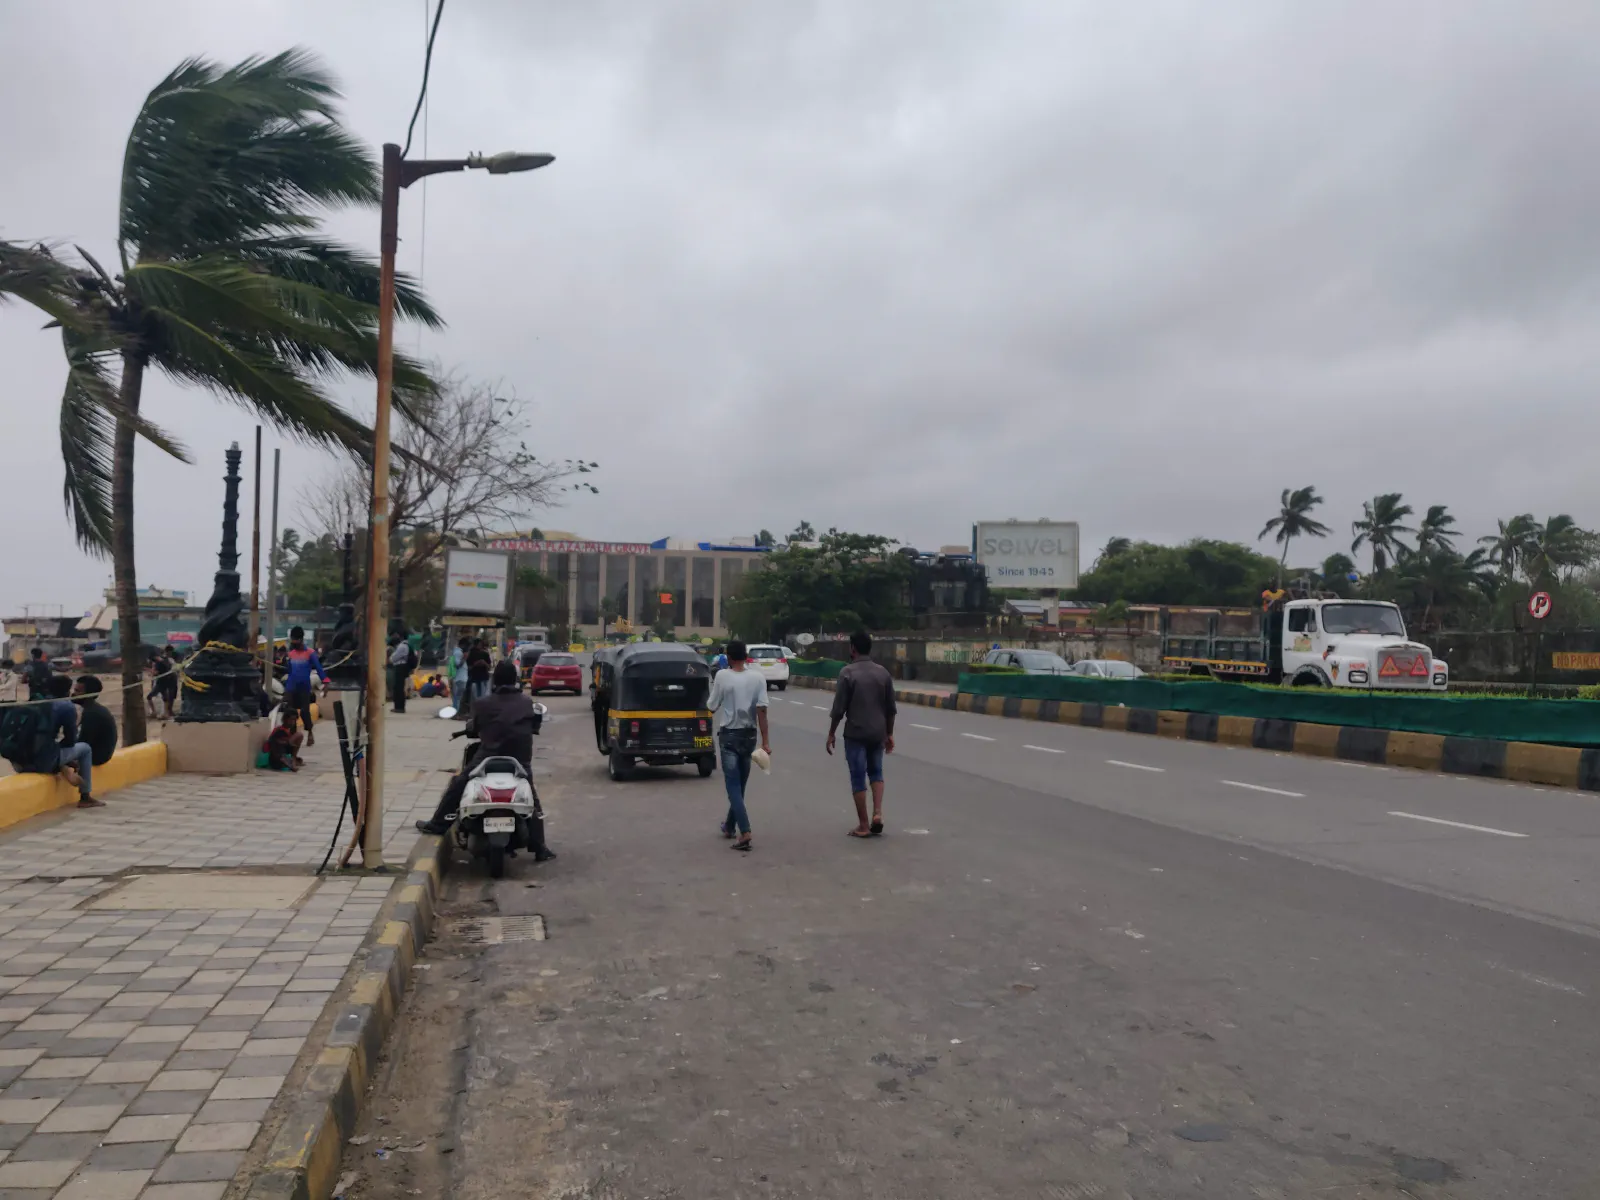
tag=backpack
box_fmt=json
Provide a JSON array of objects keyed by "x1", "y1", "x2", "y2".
[{"x1": 0, "y1": 704, "x2": 57, "y2": 772}]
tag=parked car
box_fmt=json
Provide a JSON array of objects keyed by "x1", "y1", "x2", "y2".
[
  {"x1": 530, "y1": 651, "x2": 584, "y2": 694},
  {"x1": 981, "y1": 649, "x2": 1073, "y2": 675},
  {"x1": 1068, "y1": 659, "x2": 1146, "y2": 679},
  {"x1": 745, "y1": 644, "x2": 791, "y2": 690}
]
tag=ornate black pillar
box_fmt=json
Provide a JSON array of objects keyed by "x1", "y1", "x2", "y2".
[
  {"x1": 177, "y1": 443, "x2": 265, "y2": 722},
  {"x1": 326, "y1": 529, "x2": 364, "y2": 690}
]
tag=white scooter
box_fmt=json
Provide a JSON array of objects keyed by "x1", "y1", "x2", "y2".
[{"x1": 440, "y1": 702, "x2": 551, "y2": 878}]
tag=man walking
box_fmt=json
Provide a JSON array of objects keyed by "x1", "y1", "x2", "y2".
[
  {"x1": 705, "y1": 640, "x2": 770, "y2": 852},
  {"x1": 283, "y1": 627, "x2": 327, "y2": 744},
  {"x1": 21, "y1": 649, "x2": 52, "y2": 703},
  {"x1": 826, "y1": 631, "x2": 897, "y2": 838},
  {"x1": 389, "y1": 635, "x2": 411, "y2": 713}
]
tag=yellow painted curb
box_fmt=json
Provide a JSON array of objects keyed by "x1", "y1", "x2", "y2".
[
  {"x1": 1018, "y1": 698, "x2": 1041, "y2": 720},
  {"x1": 1504, "y1": 742, "x2": 1582, "y2": 788},
  {"x1": 0, "y1": 741, "x2": 167, "y2": 832},
  {"x1": 1385, "y1": 731, "x2": 1446, "y2": 771},
  {"x1": 1055, "y1": 701, "x2": 1083, "y2": 726},
  {"x1": 1292, "y1": 723, "x2": 1341, "y2": 758},
  {"x1": 1100, "y1": 707, "x2": 1129, "y2": 732},
  {"x1": 1216, "y1": 715, "x2": 1255, "y2": 747},
  {"x1": 1156, "y1": 711, "x2": 1187, "y2": 739}
]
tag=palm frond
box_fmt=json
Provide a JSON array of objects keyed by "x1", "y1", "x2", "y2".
[
  {"x1": 57, "y1": 331, "x2": 119, "y2": 554},
  {"x1": 120, "y1": 49, "x2": 376, "y2": 262},
  {"x1": 234, "y1": 235, "x2": 443, "y2": 327},
  {"x1": 0, "y1": 240, "x2": 99, "y2": 330}
]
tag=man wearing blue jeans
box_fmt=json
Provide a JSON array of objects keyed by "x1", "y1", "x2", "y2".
[
  {"x1": 43, "y1": 675, "x2": 102, "y2": 808},
  {"x1": 827, "y1": 631, "x2": 897, "y2": 837},
  {"x1": 704, "y1": 640, "x2": 770, "y2": 852}
]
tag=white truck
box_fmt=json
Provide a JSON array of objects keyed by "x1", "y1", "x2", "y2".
[{"x1": 1161, "y1": 596, "x2": 1449, "y2": 691}]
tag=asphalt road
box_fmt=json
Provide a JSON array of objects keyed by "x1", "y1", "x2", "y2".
[{"x1": 342, "y1": 689, "x2": 1600, "y2": 1200}]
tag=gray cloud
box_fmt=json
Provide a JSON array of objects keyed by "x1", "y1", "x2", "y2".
[{"x1": 4, "y1": 0, "x2": 1600, "y2": 615}]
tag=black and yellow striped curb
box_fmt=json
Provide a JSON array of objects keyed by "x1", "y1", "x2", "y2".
[
  {"x1": 789, "y1": 675, "x2": 1600, "y2": 791},
  {"x1": 243, "y1": 838, "x2": 450, "y2": 1200}
]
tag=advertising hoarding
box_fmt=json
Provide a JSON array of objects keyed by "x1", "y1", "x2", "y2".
[
  {"x1": 973, "y1": 520, "x2": 1080, "y2": 587},
  {"x1": 443, "y1": 549, "x2": 511, "y2": 615}
]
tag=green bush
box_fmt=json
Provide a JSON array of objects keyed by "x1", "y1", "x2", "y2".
[{"x1": 963, "y1": 663, "x2": 1026, "y2": 675}]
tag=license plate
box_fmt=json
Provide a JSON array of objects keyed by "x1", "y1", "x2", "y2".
[
  {"x1": 483, "y1": 817, "x2": 516, "y2": 833},
  {"x1": 694, "y1": 736, "x2": 712, "y2": 749}
]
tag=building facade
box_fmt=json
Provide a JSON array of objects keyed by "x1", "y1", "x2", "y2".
[{"x1": 486, "y1": 538, "x2": 770, "y2": 639}]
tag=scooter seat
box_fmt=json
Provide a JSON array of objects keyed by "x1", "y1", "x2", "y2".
[{"x1": 472, "y1": 755, "x2": 529, "y2": 779}]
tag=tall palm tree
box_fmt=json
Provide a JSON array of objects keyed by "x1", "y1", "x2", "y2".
[
  {"x1": 0, "y1": 51, "x2": 439, "y2": 744},
  {"x1": 1477, "y1": 514, "x2": 1538, "y2": 583},
  {"x1": 1259, "y1": 486, "x2": 1330, "y2": 583},
  {"x1": 1350, "y1": 493, "x2": 1413, "y2": 576},
  {"x1": 1522, "y1": 514, "x2": 1597, "y2": 586},
  {"x1": 1414, "y1": 504, "x2": 1458, "y2": 553}
]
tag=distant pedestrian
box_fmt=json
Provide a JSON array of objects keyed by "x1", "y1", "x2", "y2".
[
  {"x1": 826, "y1": 631, "x2": 897, "y2": 838},
  {"x1": 449, "y1": 637, "x2": 469, "y2": 715},
  {"x1": 705, "y1": 639, "x2": 770, "y2": 851},
  {"x1": 149, "y1": 649, "x2": 178, "y2": 720},
  {"x1": 465, "y1": 638, "x2": 492, "y2": 713},
  {"x1": 21, "y1": 649, "x2": 51, "y2": 703},
  {"x1": 389, "y1": 635, "x2": 410, "y2": 714},
  {"x1": 283, "y1": 627, "x2": 327, "y2": 745}
]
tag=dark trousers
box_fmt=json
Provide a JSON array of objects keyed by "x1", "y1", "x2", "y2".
[
  {"x1": 391, "y1": 665, "x2": 408, "y2": 712},
  {"x1": 286, "y1": 685, "x2": 313, "y2": 729}
]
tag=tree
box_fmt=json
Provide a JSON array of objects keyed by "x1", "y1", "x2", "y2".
[
  {"x1": 788, "y1": 521, "x2": 816, "y2": 544},
  {"x1": 599, "y1": 595, "x2": 620, "y2": 638},
  {"x1": 1094, "y1": 537, "x2": 1132, "y2": 569},
  {"x1": 1477, "y1": 514, "x2": 1538, "y2": 583},
  {"x1": 1317, "y1": 552, "x2": 1358, "y2": 598},
  {"x1": 1072, "y1": 540, "x2": 1279, "y2": 607},
  {"x1": 298, "y1": 374, "x2": 598, "y2": 608},
  {"x1": 1258, "y1": 486, "x2": 1330, "y2": 583},
  {"x1": 1350, "y1": 493, "x2": 1413, "y2": 576},
  {"x1": 1414, "y1": 505, "x2": 1458, "y2": 554},
  {"x1": 755, "y1": 529, "x2": 776, "y2": 548},
  {"x1": 1522, "y1": 514, "x2": 1597, "y2": 586},
  {"x1": 0, "y1": 51, "x2": 440, "y2": 744},
  {"x1": 726, "y1": 530, "x2": 911, "y2": 641},
  {"x1": 1379, "y1": 546, "x2": 1493, "y2": 632}
]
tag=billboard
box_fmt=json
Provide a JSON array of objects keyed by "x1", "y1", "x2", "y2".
[
  {"x1": 443, "y1": 549, "x2": 511, "y2": 615},
  {"x1": 973, "y1": 520, "x2": 1079, "y2": 587}
]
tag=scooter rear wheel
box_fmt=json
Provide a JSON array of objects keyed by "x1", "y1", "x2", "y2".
[{"x1": 487, "y1": 843, "x2": 507, "y2": 879}]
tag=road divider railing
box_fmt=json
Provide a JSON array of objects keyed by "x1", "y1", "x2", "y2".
[{"x1": 786, "y1": 674, "x2": 1600, "y2": 792}]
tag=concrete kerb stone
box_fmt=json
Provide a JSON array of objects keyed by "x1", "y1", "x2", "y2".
[
  {"x1": 787, "y1": 674, "x2": 1600, "y2": 793},
  {"x1": 241, "y1": 834, "x2": 450, "y2": 1200}
]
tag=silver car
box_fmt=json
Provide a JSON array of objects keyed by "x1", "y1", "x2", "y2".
[
  {"x1": 1068, "y1": 659, "x2": 1146, "y2": 679},
  {"x1": 982, "y1": 649, "x2": 1072, "y2": 674}
]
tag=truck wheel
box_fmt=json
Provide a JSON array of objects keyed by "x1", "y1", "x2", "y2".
[
  {"x1": 487, "y1": 844, "x2": 507, "y2": 879},
  {"x1": 1288, "y1": 669, "x2": 1329, "y2": 688}
]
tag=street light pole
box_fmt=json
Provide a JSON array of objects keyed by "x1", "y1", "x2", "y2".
[{"x1": 360, "y1": 142, "x2": 554, "y2": 870}]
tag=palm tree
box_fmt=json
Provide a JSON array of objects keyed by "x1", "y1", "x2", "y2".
[
  {"x1": 1350, "y1": 493, "x2": 1413, "y2": 576},
  {"x1": 1099, "y1": 536, "x2": 1132, "y2": 563},
  {"x1": 1414, "y1": 505, "x2": 1458, "y2": 553},
  {"x1": 1523, "y1": 515, "x2": 1597, "y2": 586},
  {"x1": 1318, "y1": 552, "x2": 1357, "y2": 597},
  {"x1": 1477, "y1": 514, "x2": 1538, "y2": 582},
  {"x1": 0, "y1": 51, "x2": 439, "y2": 744},
  {"x1": 1259, "y1": 486, "x2": 1330, "y2": 583}
]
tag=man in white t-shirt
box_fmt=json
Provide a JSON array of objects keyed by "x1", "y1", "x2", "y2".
[{"x1": 704, "y1": 639, "x2": 770, "y2": 851}]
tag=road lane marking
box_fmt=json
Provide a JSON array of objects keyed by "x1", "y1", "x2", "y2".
[
  {"x1": 1024, "y1": 744, "x2": 1065, "y2": 754},
  {"x1": 961, "y1": 733, "x2": 996, "y2": 742},
  {"x1": 790, "y1": 700, "x2": 807, "y2": 706},
  {"x1": 811, "y1": 705, "x2": 830, "y2": 711},
  {"x1": 1221, "y1": 780, "x2": 1304, "y2": 797},
  {"x1": 910, "y1": 723, "x2": 941, "y2": 730},
  {"x1": 1107, "y1": 760, "x2": 1164, "y2": 772},
  {"x1": 1387, "y1": 811, "x2": 1528, "y2": 838}
]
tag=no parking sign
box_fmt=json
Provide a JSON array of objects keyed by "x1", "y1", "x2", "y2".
[{"x1": 1529, "y1": 591, "x2": 1553, "y2": 621}]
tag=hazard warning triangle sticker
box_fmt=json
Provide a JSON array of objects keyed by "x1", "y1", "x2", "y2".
[
  {"x1": 1379, "y1": 656, "x2": 1401, "y2": 677},
  {"x1": 1410, "y1": 656, "x2": 1429, "y2": 677}
]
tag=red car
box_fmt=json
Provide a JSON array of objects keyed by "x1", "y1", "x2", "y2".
[{"x1": 530, "y1": 652, "x2": 583, "y2": 694}]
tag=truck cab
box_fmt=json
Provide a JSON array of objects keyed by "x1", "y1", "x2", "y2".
[{"x1": 1279, "y1": 599, "x2": 1448, "y2": 690}]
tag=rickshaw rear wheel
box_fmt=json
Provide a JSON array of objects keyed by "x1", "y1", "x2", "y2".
[{"x1": 697, "y1": 756, "x2": 715, "y2": 777}]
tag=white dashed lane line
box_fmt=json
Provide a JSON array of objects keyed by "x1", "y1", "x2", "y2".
[
  {"x1": 811, "y1": 705, "x2": 830, "y2": 712},
  {"x1": 909, "y1": 723, "x2": 941, "y2": 731},
  {"x1": 1222, "y1": 780, "x2": 1305, "y2": 797},
  {"x1": 961, "y1": 733, "x2": 996, "y2": 742},
  {"x1": 1388, "y1": 811, "x2": 1529, "y2": 838},
  {"x1": 1107, "y1": 760, "x2": 1165, "y2": 773},
  {"x1": 1024, "y1": 744, "x2": 1065, "y2": 754}
]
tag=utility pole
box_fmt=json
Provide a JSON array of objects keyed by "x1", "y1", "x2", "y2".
[
  {"x1": 249, "y1": 426, "x2": 262, "y2": 667},
  {"x1": 262, "y1": 448, "x2": 281, "y2": 695}
]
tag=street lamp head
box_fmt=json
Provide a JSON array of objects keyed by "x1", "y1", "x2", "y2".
[{"x1": 467, "y1": 151, "x2": 555, "y2": 175}]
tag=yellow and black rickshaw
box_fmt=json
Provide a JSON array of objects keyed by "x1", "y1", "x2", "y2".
[{"x1": 591, "y1": 643, "x2": 715, "y2": 780}]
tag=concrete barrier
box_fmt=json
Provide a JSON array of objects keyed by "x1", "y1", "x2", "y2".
[
  {"x1": 0, "y1": 741, "x2": 167, "y2": 830},
  {"x1": 787, "y1": 675, "x2": 1600, "y2": 794}
]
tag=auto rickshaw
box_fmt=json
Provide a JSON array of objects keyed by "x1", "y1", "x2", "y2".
[{"x1": 591, "y1": 643, "x2": 715, "y2": 781}]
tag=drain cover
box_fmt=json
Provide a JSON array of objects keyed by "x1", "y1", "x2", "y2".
[{"x1": 460, "y1": 915, "x2": 546, "y2": 945}]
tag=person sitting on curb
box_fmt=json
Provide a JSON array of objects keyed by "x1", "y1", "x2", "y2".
[
  {"x1": 264, "y1": 706, "x2": 305, "y2": 771},
  {"x1": 71, "y1": 676, "x2": 119, "y2": 771},
  {"x1": 45, "y1": 675, "x2": 101, "y2": 808}
]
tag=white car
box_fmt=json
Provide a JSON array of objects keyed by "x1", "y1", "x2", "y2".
[
  {"x1": 1068, "y1": 659, "x2": 1146, "y2": 679},
  {"x1": 745, "y1": 644, "x2": 791, "y2": 690},
  {"x1": 982, "y1": 648, "x2": 1073, "y2": 675}
]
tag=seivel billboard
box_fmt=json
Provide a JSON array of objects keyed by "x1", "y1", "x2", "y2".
[{"x1": 972, "y1": 521, "x2": 1079, "y2": 587}]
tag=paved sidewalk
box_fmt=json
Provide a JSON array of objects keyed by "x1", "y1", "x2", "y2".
[{"x1": 0, "y1": 703, "x2": 457, "y2": 1199}]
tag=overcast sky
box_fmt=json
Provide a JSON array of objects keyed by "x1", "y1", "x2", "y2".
[{"x1": 4, "y1": 0, "x2": 1599, "y2": 616}]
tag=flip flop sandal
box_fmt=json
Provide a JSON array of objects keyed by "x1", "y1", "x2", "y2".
[
  {"x1": 720, "y1": 824, "x2": 735, "y2": 839},
  {"x1": 848, "y1": 828, "x2": 873, "y2": 839},
  {"x1": 870, "y1": 819, "x2": 884, "y2": 835},
  {"x1": 732, "y1": 839, "x2": 753, "y2": 851}
]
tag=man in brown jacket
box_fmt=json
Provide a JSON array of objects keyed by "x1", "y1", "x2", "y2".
[{"x1": 826, "y1": 631, "x2": 897, "y2": 837}]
